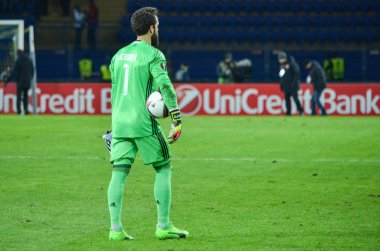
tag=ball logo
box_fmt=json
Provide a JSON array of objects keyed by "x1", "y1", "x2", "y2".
[{"x1": 175, "y1": 85, "x2": 202, "y2": 116}]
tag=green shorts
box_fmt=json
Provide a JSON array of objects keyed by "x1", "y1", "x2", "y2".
[{"x1": 110, "y1": 132, "x2": 171, "y2": 167}]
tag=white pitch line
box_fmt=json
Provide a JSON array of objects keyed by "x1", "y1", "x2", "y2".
[
  {"x1": 0, "y1": 156, "x2": 379, "y2": 163},
  {"x1": 0, "y1": 155, "x2": 102, "y2": 160},
  {"x1": 173, "y1": 157, "x2": 380, "y2": 163}
]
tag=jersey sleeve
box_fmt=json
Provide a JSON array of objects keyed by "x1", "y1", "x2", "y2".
[
  {"x1": 109, "y1": 56, "x2": 116, "y2": 104},
  {"x1": 149, "y1": 50, "x2": 178, "y2": 110}
]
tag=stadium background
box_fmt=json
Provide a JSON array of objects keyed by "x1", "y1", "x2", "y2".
[
  {"x1": 1, "y1": 0, "x2": 379, "y2": 82},
  {"x1": 1, "y1": 2, "x2": 380, "y2": 250}
]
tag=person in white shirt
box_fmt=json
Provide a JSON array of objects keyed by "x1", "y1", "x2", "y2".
[{"x1": 73, "y1": 5, "x2": 85, "y2": 50}]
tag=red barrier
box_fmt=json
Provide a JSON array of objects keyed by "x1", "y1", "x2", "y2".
[{"x1": 1, "y1": 83, "x2": 379, "y2": 115}]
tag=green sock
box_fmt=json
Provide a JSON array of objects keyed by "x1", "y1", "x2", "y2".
[
  {"x1": 154, "y1": 165, "x2": 172, "y2": 230},
  {"x1": 108, "y1": 167, "x2": 129, "y2": 231}
]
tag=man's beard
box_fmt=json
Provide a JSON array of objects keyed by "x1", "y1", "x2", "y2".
[{"x1": 151, "y1": 31, "x2": 159, "y2": 47}]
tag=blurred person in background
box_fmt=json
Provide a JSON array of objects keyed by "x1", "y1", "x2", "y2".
[
  {"x1": 100, "y1": 56, "x2": 111, "y2": 81},
  {"x1": 278, "y1": 51, "x2": 303, "y2": 116},
  {"x1": 175, "y1": 64, "x2": 190, "y2": 82},
  {"x1": 86, "y1": 0, "x2": 99, "y2": 50},
  {"x1": 217, "y1": 52, "x2": 235, "y2": 83},
  {"x1": 233, "y1": 58, "x2": 252, "y2": 83},
  {"x1": 4, "y1": 50, "x2": 34, "y2": 115},
  {"x1": 305, "y1": 59, "x2": 327, "y2": 116},
  {"x1": 60, "y1": 0, "x2": 70, "y2": 17},
  {"x1": 73, "y1": 5, "x2": 85, "y2": 50},
  {"x1": 36, "y1": 0, "x2": 49, "y2": 20},
  {"x1": 78, "y1": 54, "x2": 93, "y2": 80},
  {"x1": 0, "y1": 65, "x2": 12, "y2": 82},
  {"x1": 331, "y1": 53, "x2": 345, "y2": 81},
  {"x1": 323, "y1": 54, "x2": 333, "y2": 81}
]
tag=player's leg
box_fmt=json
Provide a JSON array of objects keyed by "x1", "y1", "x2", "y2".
[
  {"x1": 316, "y1": 90, "x2": 327, "y2": 115},
  {"x1": 284, "y1": 92, "x2": 292, "y2": 115},
  {"x1": 137, "y1": 132, "x2": 189, "y2": 239},
  {"x1": 153, "y1": 161, "x2": 189, "y2": 240},
  {"x1": 107, "y1": 137, "x2": 137, "y2": 240},
  {"x1": 16, "y1": 86, "x2": 22, "y2": 114},
  {"x1": 311, "y1": 91, "x2": 317, "y2": 115},
  {"x1": 153, "y1": 160, "x2": 172, "y2": 230},
  {"x1": 22, "y1": 87, "x2": 29, "y2": 114},
  {"x1": 292, "y1": 90, "x2": 304, "y2": 115}
]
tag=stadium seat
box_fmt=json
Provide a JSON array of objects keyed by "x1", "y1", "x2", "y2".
[
  {"x1": 119, "y1": 0, "x2": 377, "y2": 51},
  {"x1": 237, "y1": 15, "x2": 251, "y2": 27},
  {"x1": 300, "y1": 2, "x2": 312, "y2": 13},
  {"x1": 276, "y1": 2, "x2": 290, "y2": 13},
  {"x1": 285, "y1": 16, "x2": 300, "y2": 27},
  {"x1": 242, "y1": 1, "x2": 255, "y2": 13},
  {"x1": 231, "y1": 1, "x2": 245, "y2": 13},
  {"x1": 358, "y1": 2, "x2": 369, "y2": 12},
  {"x1": 370, "y1": 2, "x2": 380, "y2": 12},
  {"x1": 324, "y1": 2, "x2": 335, "y2": 13},
  {"x1": 321, "y1": 16, "x2": 335, "y2": 28},
  {"x1": 255, "y1": 28, "x2": 269, "y2": 43},
  {"x1": 120, "y1": 16, "x2": 130, "y2": 26},
  {"x1": 266, "y1": 2, "x2": 277, "y2": 13},
  {"x1": 24, "y1": 15, "x2": 36, "y2": 27},
  {"x1": 252, "y1": 1, "x2": 266, "y2": 13},
  {"x1": 315, "y1": 2, "x2": 326, "y2": 13},
  {"x1": 246, "y1": 30, "x2": 258, "y2": 43},
  {"x1": 252, "y1": 16, "x2": 266, "y2": 28},
  {"x1": 26, "y1": 2, "x2": 35, "y2": 13},
  {"x1": 234, "y1": 32, "x2": 247, "y2": 43}
]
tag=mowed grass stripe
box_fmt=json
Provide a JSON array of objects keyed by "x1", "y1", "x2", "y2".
[
  {"x1": 1, "y1": 155, "x2": 380, "y2": 163},
  {"x1": 0, "y1": 115, "x2": 379, "y2": 251}
]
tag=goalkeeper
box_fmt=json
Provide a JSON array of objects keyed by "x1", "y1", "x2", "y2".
[{"x1": 104, "y1": 7, "x2": 188, "y2": 241}]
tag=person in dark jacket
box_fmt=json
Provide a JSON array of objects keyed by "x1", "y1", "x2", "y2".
[
  {"x1": 305, "y1": 60, "x2": 327, "y2": 115},
  {"x1": 278, "y1": 51, "x2": 303, "y2": 115},
  {"x1": 4, "y1": 50, "x2": 34, "y2": 115},
  {"x1": 86, "y1": 0, "x2": 99, "y2": 50}
]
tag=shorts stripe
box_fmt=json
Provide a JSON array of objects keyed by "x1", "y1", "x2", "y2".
[
  {"x1": 157, "y1": 131, "x2": 169, "y2": 160},
  {"x1": 151, "y1": 117, "x2": 169, "y2": 160}
]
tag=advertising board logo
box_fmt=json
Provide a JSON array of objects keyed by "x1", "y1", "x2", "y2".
[{"x1": 175, "y1": 85, "x2": 202, "y2": 116}]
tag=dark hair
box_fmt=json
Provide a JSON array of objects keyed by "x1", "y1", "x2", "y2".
[
  {"x1": 131, "y1": 7, "x2": 158, "y2": 36},
  {"x1": 277, "y1": 51, "x2": 287, "y2": 59},
  {"x1": 17, "y1": 49, "x2": 24, "y2": 56},
  {"x1": 304, "y1": 59, "x2": 312, "y2": 66}
]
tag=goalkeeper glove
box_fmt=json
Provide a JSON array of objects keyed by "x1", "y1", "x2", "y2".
[
  {"x1": 102, "y1": 130, "x2": 112, "y2": 153},
  {"x1": 168, "y1": 109, "x2": 182, "y2": 144}
]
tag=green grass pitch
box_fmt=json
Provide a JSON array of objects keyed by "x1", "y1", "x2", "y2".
[{"x1": 0, "y1": 115, "x2": 379, "y2": 250}]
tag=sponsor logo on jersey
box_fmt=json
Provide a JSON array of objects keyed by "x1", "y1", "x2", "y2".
[{"x1": 160, "y1": 62, "x2": 167, "y2": 71}]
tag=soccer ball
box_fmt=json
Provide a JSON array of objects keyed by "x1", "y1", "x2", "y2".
[{"x1": 146, "y1": 91, "x2": 169, "y2": 119}]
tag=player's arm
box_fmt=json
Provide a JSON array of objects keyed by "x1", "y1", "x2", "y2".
[
  {"x1": 150, "y1": 51, "x2": 178, "y2": 110},
  {"x1": 4, "y1": 64, "x2": 16, "y2": 86},
  {"x1": 291, "y1": 63, "x2": 300, "y2": 86},
  {"x1": 109, "y1": 56, "x2": 115, "y2": 104},
  {"x1": 150, "y1": 51, "x2": 182, "y2": 143}
]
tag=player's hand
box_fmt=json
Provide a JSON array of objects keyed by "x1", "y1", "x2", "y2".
[
  {"x1": 168, "y1": 109, "x2": 182, "y2": 144},
  {"x1": 306, "y1": 75, "x2": 311, "y2": 84},
  {"x1": 279, "y1": 68, "x2": 285, "y2": 77},
  {"x1": 102, "y1": 130, "x2": 112, "y2": 152}
]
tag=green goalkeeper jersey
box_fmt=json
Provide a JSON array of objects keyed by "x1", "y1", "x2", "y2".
[{"x1": 110, "y1": 40, "x2": 178, "y2": 138}]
